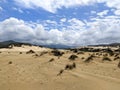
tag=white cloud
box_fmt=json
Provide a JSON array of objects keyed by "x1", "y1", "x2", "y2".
[
  {"x1": 114, "y1": 9, "x2": 120, "y2": 15},
  {"x1": 0, "y1": 17, "x2": 120, "y2": 46},
  {"x1": 97, "y1": 10, "x2": 109, "y2": 17},
  {"x1": 60, "y1": 18, "x2": 67, "y2": 22},
  {"x1": 105, "y1": 0, "x2": 120, "y2": 9},
  {"x1": 0, "y1": 6, "x2": 3, "y2": 11},
  {"x1": 91, "y1": 11, "x2": 96, "y2": 14},
  {"x1": 12, "y1": 7, "x2": 24, "y2": 13}
]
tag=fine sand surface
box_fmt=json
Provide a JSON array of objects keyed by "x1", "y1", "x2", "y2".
[{"x1": 0, "y1": 46, "x2": 120, "y2": 90}]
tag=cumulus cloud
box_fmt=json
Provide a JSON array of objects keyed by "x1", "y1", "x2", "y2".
[{"x1": 0, "y1": 16, "x2": 120, "y2": 46}]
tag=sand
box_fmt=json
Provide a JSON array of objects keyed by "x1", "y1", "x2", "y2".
[{"x1": 0, "y1": 46, "x2": 120, "y2": 90}]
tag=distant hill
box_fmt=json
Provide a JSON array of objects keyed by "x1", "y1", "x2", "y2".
[
  {"x1": 0, "y1": 40, "x2": 32, "y2": 48},
  {"x1": 1, "y1": 40, "x2": 120, "y2": 49},
  {"x1": 0, "y1": 40, "x2": 76, "y2": 49},
  {"x1": 88, "y1": 43, "x2": 120, "y2": 47},
  {"x1": 43, "y1": 44, "x2": 76, "y2": 49}
]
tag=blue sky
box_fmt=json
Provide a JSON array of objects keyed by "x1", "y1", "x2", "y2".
[{"x1": 0, "y1": 0, "x2": 120, "y2": 46}]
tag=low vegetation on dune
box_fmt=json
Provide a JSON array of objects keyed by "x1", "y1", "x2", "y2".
[
  {"x1": 26, "y1": 50, "x2": 35, "y2": 54},
  {"x1": 69, "y1": 54, "x2": 78, "y2": 61},
  {"x1": 84, "y1": 55, "x2": 95, "y2": 63},
  {"x1": 49, "y1": 58, "x2": 54, "y2": 62},
  {"x1": 114, "y1": 56, "x2": 120, "y2": 61},
  {"x1": 57, "y1": 62, "x2": 76, "y2": 76},
  {"x1": 57, "y1": 69, "x2": 64, "y2": 76},
  {"x1": 51, "y1": 49, "x2": 64, "y2": 57},
  {"x1": 81, "y1": 57, "x2": 85, "y2": 60},
  {"x1": 118, "y1": 61, "x2": 120, "y2": 68},
  {"x1": 19, "y1": 52, "x2": 22, "y2": 54},
  {"x1": 65, "y1": 63, "x2": 76, "y2": 70},
  {"x1": 102, "y1": 57, "x2": 112, "y2": 61},
  {"x1": 8, "y1": 61, "x2": 12, "y2": 64},
  {"x1": 40, "y1": 51, "x2": 48, "y2": 56}
]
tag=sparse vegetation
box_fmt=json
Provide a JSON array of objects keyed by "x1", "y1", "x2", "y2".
[
  {"x1": 72, "y1": 62, "x2": 76, "y2": 68},
  {"x1": 105, "y1": 48, "x2": 114, "y2": 56},
  {"x1": 8, "y1": 61, "x2": 12, "y2": 64},
  {"x1": 65, "y1": 63, "x2": 76, "y2": 70},
  {"x1": 114, "y1": 48, "x2": 120, "y2": 52},
  {"x1": 118, "y1": 61, "x2": 120, "y2": 68},
  {"x1": 102, "y1": 57, "x2": 112, "y2": 61},
  {"x1": 69, "y1": 54, "x2": 78, "y2": 60},
  {"x1": 84, "y1": 55, "x2": 94, "y2": 63},
  {"x1": 81, "y1": 57, "x2": 85, "y2": 59},
  {"x1": 49, "y1": 58, "x2": 54, "y2": 62},
  {"x1": 77, "y1": 52, "x2": 84, "y2": 54},
  {"x1": 19, "y1": 52, "x2": 22, "y2": 54},
  {"x1": 103, "y1": 53, "x2": 108, "y2": 57},
  {"x1": 34, "y1": 54, "x2": 39, "y2": 57},
  {"x1": 51, "y1": 49, "x2": 64, "y2": 56},
  {"x1": 114, "y1": 54, "x2": 119, "y2": 57},
  {"x1": 57, "y1": 69, "x2": 64, "y2": 76},
  {"x1": 26, "y1": 50, "x2": 35, "y2": 54},
  {"x1": 40, "y1": 51, "x2": 48, "y2": 56},
  {"x1": 114, "y1": 56, "x2": 120, "y2": 61}
]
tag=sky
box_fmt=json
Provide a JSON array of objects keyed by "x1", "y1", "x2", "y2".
[{"x1": 0, "y1": 0, "x2": 120, "y2": 47}]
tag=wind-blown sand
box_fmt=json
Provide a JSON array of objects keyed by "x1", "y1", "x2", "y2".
[{"x1": 0, "y1": 46, "x2": 120, "y2": 90}]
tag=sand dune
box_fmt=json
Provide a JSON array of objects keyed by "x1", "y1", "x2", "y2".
[{"x1": 0, "y1": 46, "x2": 120, "y2": 90}]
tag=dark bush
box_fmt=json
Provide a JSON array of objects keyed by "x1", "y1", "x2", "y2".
[
  {"x1": 69, "y1": 65, "x2": 74, "y2": 70},
  {"x1": 65, "y1": 63, "x2": 76, "y2": 70},
  {"x1": 103, "y1": 53, "x2": 108, "y2": 57},
  {"x1": 40, "y1": 51, "x2": 48, "y2": 56},
  {"x1": 8, "y1": 61, "x2": 12, "y2": 64},
  {"x1": 26, "y1": 50, "x2": 35, "y2": 54},
  {"x1": 34, "y1": 54, "x2": 39, "y2": 57},
  {"x1": 51, "y1": 50, "x2": 64, "y2": 56},
  {"x1": 81, "y1": 57, "x2": 85, "y2": 59},
  {"x1": 57, "y1": 69, "x2": 64, "y2": 76},
  {"x1": 114, "y1": 49, "x2": 120, "y2": 52},
  {"x1": 65, "y1": 64, "x2": 69, "y2": 70},
  {"x1": 84, "y1": 55, "x2": 94, "y2": 63},
  {"x1": 69, "y1": 55, "x2": 78, "y2": 60},
  {"x1": 19, "y1": 52, "x2": 22, "y2": 54},
  {"x1": 114, "y1": 54, "x2": 119, "y2": 57},
  {"x1": 105, "y1": 48, "x2": 114, "y2": 56},
  {"x1": 114, "y1": 56, "x2": 120, "y2": 61},
  {"x1": 77, "y1": 52, "x2": 84, "y2": 54},
  {"x1": 72, "y1": 62, "x2": 76, "y2": 68},
  {"x1": 103, "y1": 57, "x2": 112, "y2": 61},
  {"x1": 49, "y1": 58, "x2": 54, "y2": 62}
]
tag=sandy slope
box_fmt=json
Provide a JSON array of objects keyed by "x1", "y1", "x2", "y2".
[{"x1": 0, "y1": 46, "x2": 120, "y2": 90}]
